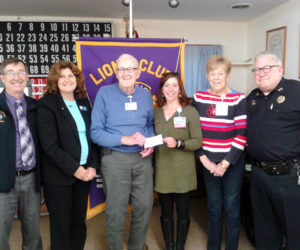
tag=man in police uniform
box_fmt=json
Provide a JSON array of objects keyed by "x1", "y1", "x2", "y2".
[
  {"x1": 0, "y1": 58, "x2": 42, "y2": 250},
  {"x1": 247, "y1": 51, "x2": 300, "y2": 249}
]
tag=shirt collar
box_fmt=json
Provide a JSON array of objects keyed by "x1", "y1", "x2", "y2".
[
  {"x1": 5, "y1": 91, "x2": 25, "y2": 106},
  {"x1": 273, "y1": 77, "x2": 285, "y2": 94},
  {"x1": 255, "y1": 77, "x2": 285, "y2": 97}
]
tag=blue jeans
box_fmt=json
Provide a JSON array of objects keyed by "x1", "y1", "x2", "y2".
[{"x1": 202, "y1": 156, "x2": 245, "y2": 250}]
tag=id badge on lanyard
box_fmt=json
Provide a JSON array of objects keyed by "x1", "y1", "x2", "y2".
[
  {"x1": 215, "y1": 94, "x2": 228, "y2": 116},
  {"x1": 173, "y1": 107, "x2": 186, "y2": 128},
  {"x1": 125, "y1": 95, "x2": 137, "y2": 111}
]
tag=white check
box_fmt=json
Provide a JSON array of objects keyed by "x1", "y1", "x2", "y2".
[{"x1": 144, "y1": 134, "x2": 163, "y2": 148}]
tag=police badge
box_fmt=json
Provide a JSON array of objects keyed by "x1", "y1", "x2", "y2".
[{"x1": 277, "y1": 95, "x2": 285, "y2": 104}]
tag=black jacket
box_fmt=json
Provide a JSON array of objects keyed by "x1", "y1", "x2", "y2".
[
  {"x1": 0, "y1": 90, "x2": 41, "y2": 192},
  {"x1": 37, "y1": 94, "x2": 99, "y2": 185}
]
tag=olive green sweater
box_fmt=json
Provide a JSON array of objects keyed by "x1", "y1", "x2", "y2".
[{"x1": 154, "y1": 105, "x2": 203, "y2": 193}]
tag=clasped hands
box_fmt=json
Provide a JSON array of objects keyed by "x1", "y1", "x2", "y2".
[
  {"x1": 200, "y1": 155, "x2": 230, "y2": 177},
  {"x1": 74, "y1": 166, "x2": 96, "y2": 181},
  {"x1": 121, "y1": 132, "x2": 154, "y2": 158}
]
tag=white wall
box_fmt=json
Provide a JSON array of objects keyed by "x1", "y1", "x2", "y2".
[{"x1": 247, "y1": 0, "x2": 300, "y2": 93}]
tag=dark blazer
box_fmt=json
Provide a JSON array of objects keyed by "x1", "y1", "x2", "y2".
[
  {"x1": 0, "y1": 90, "x2": 41, "y2": 192},
  {"x1": 37, "y1": 94, "x2": 99, "y2": 186}
]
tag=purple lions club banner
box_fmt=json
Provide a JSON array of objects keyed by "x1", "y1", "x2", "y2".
[{"x1": 76, "y1": 37, "x2": 185, "y2": 219}]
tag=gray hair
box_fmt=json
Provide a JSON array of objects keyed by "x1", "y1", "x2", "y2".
[
  {"x1": 117, "y1": 53, "x2": 139, "y2": 68},
  {"x1": 254, "y1": 51, "x2": 283, "y2": 66}
]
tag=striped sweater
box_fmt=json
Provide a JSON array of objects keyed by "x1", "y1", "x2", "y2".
[{"x1": 192, "y1": 89, "x2": 247, "y2": 165}]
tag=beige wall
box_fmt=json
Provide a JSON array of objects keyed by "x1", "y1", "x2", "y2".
[
  {"x1": 114, "y1": 19, "x2": 249, "y2": 94},
  {"x1": 247, "y1": 0, "x2": 300, "y2": 93}
]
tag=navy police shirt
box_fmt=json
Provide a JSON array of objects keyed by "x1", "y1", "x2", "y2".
[{"x1": 247, "y1": 77, "x2": 300, "y2": 162}]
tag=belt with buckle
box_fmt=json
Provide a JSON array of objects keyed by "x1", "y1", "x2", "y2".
[
  {"x1": 16, "y1": 168, "x2": 35, "y2": 176},
  {"x1": 252, "y1": 157, "x2": 300, "y2": 175}
]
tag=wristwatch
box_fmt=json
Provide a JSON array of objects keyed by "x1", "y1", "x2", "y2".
[{"x1": 176, "y1": 140, "x2": 185, "y2": 149}]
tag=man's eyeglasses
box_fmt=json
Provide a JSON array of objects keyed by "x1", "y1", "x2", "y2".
[
  {"x1": 252, "y1": 65, "x2": 279, "y2": 75},
  {"x1": 3, "y1": 71, "x2": 27, "y2": 78},
  {"x1": 116, "y1": 67, "x2": 138, "y2": 74}
]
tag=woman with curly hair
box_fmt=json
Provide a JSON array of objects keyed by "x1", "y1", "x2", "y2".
[{"x1": 37, "y1": 61, "x2": 98, "y2": 250}]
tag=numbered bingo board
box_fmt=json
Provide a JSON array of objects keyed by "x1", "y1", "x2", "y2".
[{"x1": 0, "y1": 21, "x2": 112, "y2": 75}]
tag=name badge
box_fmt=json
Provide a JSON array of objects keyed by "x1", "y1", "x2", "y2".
[
  {"x1": 79, "y1": 105, "x2": 88, "y2": 111},
  {"x1": 216, "y1": 103, "x2": 228, "y2": 116},
  {"x1": 125, "y1": 102, "x2": 137, "y2": 111},
  {"x1": 174, "y1": 116, "x2": 186, "y2": 128}
]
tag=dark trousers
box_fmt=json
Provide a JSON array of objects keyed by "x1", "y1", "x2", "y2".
[
  {"x1": 158, "y1": 193, "x2": 190, "y2": 220},
  {"x1": 202, "y1": 156, "x2": 245, "y2": 250},
  {"x1": 250, "y1": 166, "x2": 300, "y2": 250},
  {"x1": 44, "y1": 179, "x2": 90, "y2": 250}
]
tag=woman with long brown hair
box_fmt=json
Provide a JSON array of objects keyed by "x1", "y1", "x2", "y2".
[{"x1": 154, "y1": 72, "x2": 202, "y2": 250}]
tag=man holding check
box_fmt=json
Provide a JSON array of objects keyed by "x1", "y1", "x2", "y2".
[{"x1": 91, "y1": 53, "x2": 155, "y2": 250}]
